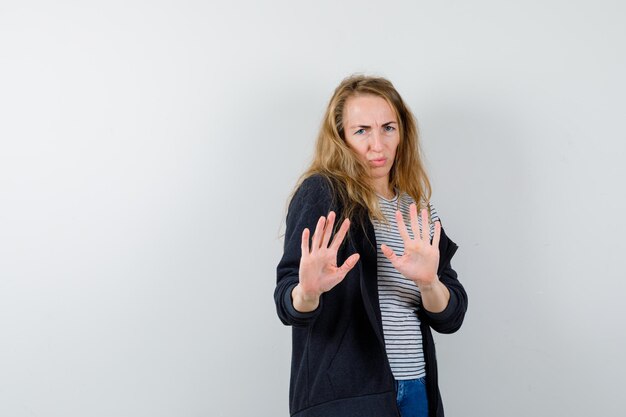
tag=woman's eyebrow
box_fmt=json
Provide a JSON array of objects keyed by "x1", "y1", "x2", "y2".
[{"x1": 349, "y1": 121, "x2": 397, "y2": 129}]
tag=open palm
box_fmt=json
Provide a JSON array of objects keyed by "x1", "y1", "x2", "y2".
[
  {"x1": 298, "y1": 211, "x2": 360, "y2": 299},
  {"x1": 380, "y1": 204, "x2": 441, "y2": 288}
]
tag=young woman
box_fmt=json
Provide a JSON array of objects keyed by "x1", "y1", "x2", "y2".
[{"x1": 274, "y1": 75, "x2": 468, "y2": 417}]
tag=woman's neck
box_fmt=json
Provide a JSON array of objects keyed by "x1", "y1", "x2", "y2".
[{"x1": 372, "y1": 178, "x2": 395, "y2": 200}]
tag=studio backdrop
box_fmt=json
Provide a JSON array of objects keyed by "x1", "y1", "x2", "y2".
[{"x1": 1, "y1": 1, "x2": 624, "y2": 416}]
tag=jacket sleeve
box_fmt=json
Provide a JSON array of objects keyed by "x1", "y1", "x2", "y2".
[
  {"x1": 421, "y1": 227, "x2": 468, "y2": 334},
  {"x1": 274, "y1": 175, "x2": 335, "y2": 327}
]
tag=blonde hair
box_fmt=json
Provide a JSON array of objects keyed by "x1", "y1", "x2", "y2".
[{"x1": 293, "y1": 74, "x2": 432, "y2": 227}]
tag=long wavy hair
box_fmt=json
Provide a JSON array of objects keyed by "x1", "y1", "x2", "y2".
[{"x1": 292, "y1": 74, "x2": 432, "y2": 228}]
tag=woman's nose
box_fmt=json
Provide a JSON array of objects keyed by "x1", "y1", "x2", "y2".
[{"x1": 369, "y1": 131, "x2": 383, "y2": 152}]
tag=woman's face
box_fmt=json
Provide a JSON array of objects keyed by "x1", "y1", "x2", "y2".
[{"x1": 343, "y1": 94, "x2": 400, "y2": 185}]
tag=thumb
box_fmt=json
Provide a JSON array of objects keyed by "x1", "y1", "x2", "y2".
[
  {"x1": 338, "y1": 252, "x2": 360, "y2": 277},
  {"x1": 381, "y1": 244, "x2": 399, "y2": 265}
]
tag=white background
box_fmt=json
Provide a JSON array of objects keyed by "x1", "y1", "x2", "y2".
[{"x1": 1, "y1": 1, "x2": 625, "y2": 416}]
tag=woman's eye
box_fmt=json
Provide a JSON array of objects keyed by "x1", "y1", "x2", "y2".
[
  {"x1": 384, "y1": 125, "x2": 395, "y2": 132},
  {"x1": 355, "y1": 128, "x2": 366, "y2": 135}
]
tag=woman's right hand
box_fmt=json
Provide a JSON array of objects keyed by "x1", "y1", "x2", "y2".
[{"x1": 291, "y1": 211, "x2": 360, "y2": 313}]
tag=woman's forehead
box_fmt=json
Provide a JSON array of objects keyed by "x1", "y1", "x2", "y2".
[{"x1": 344, "y1": 94, "x2": 397, "y2": 124}]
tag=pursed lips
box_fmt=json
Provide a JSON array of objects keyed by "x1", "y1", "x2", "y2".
[{"x1": 369, "y1": 158, "x2": 387, "y2": 166}]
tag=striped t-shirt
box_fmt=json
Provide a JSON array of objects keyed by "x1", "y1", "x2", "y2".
[{"x1": 372, "y1": 190, "x2": 439, "y2": 380}]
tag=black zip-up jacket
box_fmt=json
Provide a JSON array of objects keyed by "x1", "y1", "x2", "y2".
[{"x1": 275, "y1": 175, "x2": 468, "y2": 417}]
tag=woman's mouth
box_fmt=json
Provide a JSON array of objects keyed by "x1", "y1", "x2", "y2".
[{"x1": 369, "y1": 158, "x2": 387, "y2": 167}]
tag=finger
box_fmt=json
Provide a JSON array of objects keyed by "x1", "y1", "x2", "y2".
[
  {"x1": 301, "y1": 228, "x2": 310, "y2": 256},
  {"x1": 337, "y1": 252, "x2": 360, "y2": 277},
  {"x1": 409, "y1": 203, "x2": 420, "y2": 239},
  {"x1": 311, "y1": 215, "x2": 326, "y2": 251},
  {"x1": 329, "y1": 218, "x2": 350, "y2": 251},
  {"x1": 420, "y1": 208, "x2": 429, "y2": 240},
  {"x1": 432, "y1": 221, "x2": 441, "y2": 247},
  {"x1": 395, "y1": 210, "x2": 411, "y2": 242},
  {"x1": 381, "y1": 244, "x2": 399, "y2": 264},
  {"x1": 321, "y1": 211, "x2": 336, "y2": 249}
]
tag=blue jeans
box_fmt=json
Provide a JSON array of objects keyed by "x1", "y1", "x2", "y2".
[{"x1": 395, "y1": 377, "x2": 429, "y2": 417}]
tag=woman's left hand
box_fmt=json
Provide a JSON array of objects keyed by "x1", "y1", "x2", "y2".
[{"x1": 381, "y1": 204, "x2": 441, "y2": 289}]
